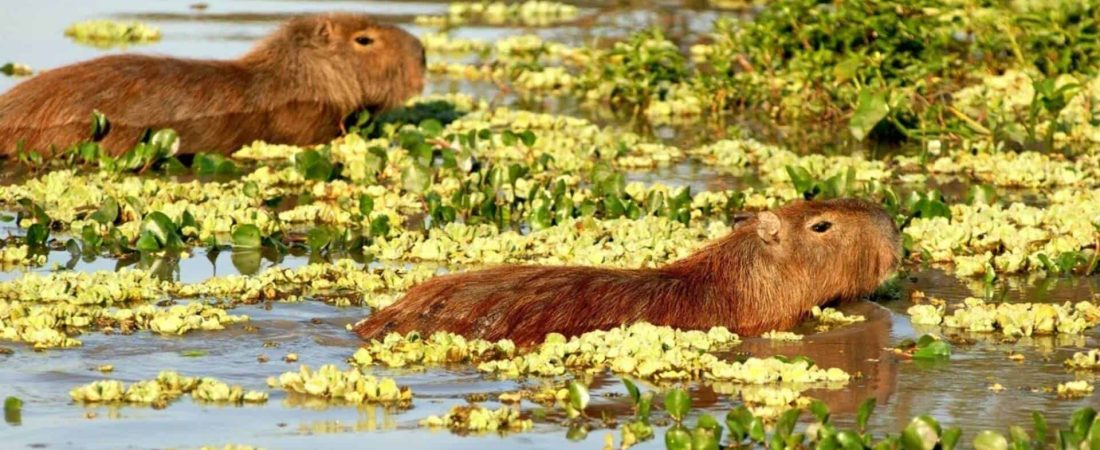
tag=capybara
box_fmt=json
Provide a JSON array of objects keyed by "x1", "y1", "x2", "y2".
[
  {"x1": 354, "y1": 198, "x2": 902, "y2": 347},
  {"x1": 0, "y1": 13, "x2": 426, "y2": 157}
]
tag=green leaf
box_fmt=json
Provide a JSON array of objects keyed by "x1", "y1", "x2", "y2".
[
  {"x1": 364, "y1": 146, "x2": 387, "y2": 175},
  {"x1": 230, "y1": 249, "x2": 262, "y2": 276},
  {"x1": 726, "y1": 407, "x2": 753, "y2": 443},
  {"x1": 942, "y1": 427, "x2": 962, "y2": 450},
  {"x1": 231, "y1": 224, "x2": 263, "y2": 249},
  {"x1": 972, "y1": 430, "x2": 1008, "y2": 450},
  {"x1": 849, "y1": 87, "x2": 889, "y2": 142},
  {"x1": 90, "y1": 110, "x2": 111, "y2": 141},
  {"x1": 775, "y1": 409, "x2": 801, "y2": 439},
  {"x1": 135, "y1": 230, "x2": 161, "y2": 252},
  {"x1": 623, "y1": 378, "x2": 641, "y2": 405},
  {"x1": 193, "y1": 153, "x2": 238, "y2": 176},
  {"x1": 25, "y1": 223, "x2": 49, "y2": 247},
  {"x1": 401, "y1": 163, "x2": 433, "y2": 194},
  {"x1": 419, "y1": 118, "x2": 443, "y2": 137},
  {"x1": 809, "y1": 399, "x2": 831, "y2": 423},
  {"x1": 359, "y1": 195, "x2": 374, "y2": 216},
  {"x1": 242, "y1": 181, "x2": 260, "y2": 198},
  {"x1": 665, "y1": 426, "x2": 692, "y2": 450},
  {"x1": 901, "y1": 415, "x2": 942, "y2": 450},
  {"x1": 747, "y1": 417, "x2": 765, "y2": 442},
  {"x1": 180, "y1": 349, "x2": 207, "y2": 357},
  {"x1": 833, "y1": 55, "x2": 862, "y2": 85},
  {"x1": 518, "y1": 130, "x2": 536, "y2": 146},
  {"x1": 785, "y1": 165, "x2": 815, "y2": 195},
  {"x1": 1008, "y1": 425, "x2": 1029, "y2": 445},
  {"x1": 1070, "y1": 409, "x2": 1097, "y2": 440},
  {"x1": 370, "y1": 215, "x2": 391, "y2": 237},
  {"x1": 307, "y1": 226, "x2": 336, "y2": 253},
  {"x1": 912, "y1": 339, "x2": 951, "y2": 360},
  {"x1": 150, "y1": 129, "x2": 179, "y2": 156},
  {"x1": 836, "y1": 430, "x2": 864, "y2": 450},
  {"x1": 966, "y1": 184, "x2": 998, "y2": 206},
  {"x1": 637, "y1": 391, "x2": 653, "y2": 423},
  {"x1": 4, "y1": 397, "x2": 22, "y2": 413},
  {"x1": 664, "y1": 388, "x2": 691, "y2": 422},
  {"x1": 568, "y1": 380, "x2": 590, "y2": 416},
  {"x1": 141, "y1": 211, "x2": 183, "y2": 250},
  {"x1": 294, "y1": 149, "x2": 334, "y2": 181},
  {"x1": 695, "y1": 414, "x2": 723, "y2": 448},
  {"x1": 1032, "y1": 411, "x2": 1048, "y2": 443},
  {"x1": 690, "y1": 423, "x2": 720, "y2": 450},
  {"x1": 3, "y1": 396, "x2": 21, "y2": 426}
]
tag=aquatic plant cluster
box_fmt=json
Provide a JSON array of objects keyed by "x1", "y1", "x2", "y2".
[
  {"x1": 3, "y1": 0, "x2": 1100, "y2": 448},
  {"x1": 420, "y1": 0, "x2": 1100, "y2": 152}
]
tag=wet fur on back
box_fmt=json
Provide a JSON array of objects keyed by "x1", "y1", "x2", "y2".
[
  {"x1": 354, "y1": 198, "x2": 902, "y2": 347},
  {"x1": 0, "y1": 13, "x2": 425, "y2": 156}
]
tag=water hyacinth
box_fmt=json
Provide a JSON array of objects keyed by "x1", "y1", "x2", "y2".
[
  {"x1": 1055, "y1": 380, "x2": 1094, "y2": 399},
  {"x1": 143, "y1": 302, "x2": 249, "y2": 336},
  {"x1": 355, "y1": 322, "x2": 848, "y2": 385},
  {"x1": 909, "y1": 297, "x2": 1100, "y2": 336},
  {"x1": 270, "y1": 364, "x2": 412, "y2": 406},
  {"x1": 810, "y1": 306, "x2": 866, "y2": 329},
  {"x1": 70, "y1": 371, "x2": 266, "y2": 406},
  {"x1": 174, "y1": 259, "x2": 435, "y2": 307},
  {"x1": 0, "y1": 245, "x2": 45, "y2": 268},
  {"x1": 64, "y1": 20, "x2": 161, "y2": 47},
  {"x1": 1064, "y1": 349, "x2": 1100, "y2": 370},
  {"x1": 442, "y1": 1, "x2": 578, "y2": 27},
  {"x1": 420, "y1": 404, "x2": 533, "y2": 433},
  {"x1": 761, "y1": 331, "x2": 803, "y2": 341},
  {"x1": 904, "y1": 190, "x2": 1100, "y2": 277}
]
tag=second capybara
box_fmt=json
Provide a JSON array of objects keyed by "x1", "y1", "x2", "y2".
[
  {"x1": 0, "y1": 13, "x2": 426, "y2": 157},
  {"x1": 353, "y1": 198, "x2": 902, "y2": 347}
]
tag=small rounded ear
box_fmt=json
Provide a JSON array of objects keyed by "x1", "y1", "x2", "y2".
[
  {"x1": 313, "y1": 19, "x2": 336, "y2": 42},
  {"x1": 756, "y1": 211, "x2": 781, "y2": 244}
]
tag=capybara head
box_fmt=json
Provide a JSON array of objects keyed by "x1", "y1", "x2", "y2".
[
  {"x1": 255, "y1": 13, "x2": 426, "y2": 113},
  {"x1": 751, "y1": 198, "x2": 901, "y2": 305}
]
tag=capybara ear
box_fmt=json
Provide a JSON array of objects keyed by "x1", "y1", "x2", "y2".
[
  {"x1": 756, "y1": 211, "x2": 781, "y2": 244},
  {"x1": 314, "y1": 19, "x2": 336, "y2": 42}
]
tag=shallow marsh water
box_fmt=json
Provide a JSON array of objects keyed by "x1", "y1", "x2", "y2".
[{"x1": 1, "y1": 1, "x2": 1100, "y2": 449}]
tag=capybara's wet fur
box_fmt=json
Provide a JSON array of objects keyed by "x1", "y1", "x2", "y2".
[
  {"x1": 354, "y1": 198, "x2": 903, "y2": 347},
  {"x1": 0, "y1": 13, "x2": 425, "y2": 156}
]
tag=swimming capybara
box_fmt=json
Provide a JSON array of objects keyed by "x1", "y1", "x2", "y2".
[
  {"x1": 0, "y1": 13, "x2": 426, "y2": 157},
  {"x1": 353, "y1": 198, "x2": 902, "y2": 347}
]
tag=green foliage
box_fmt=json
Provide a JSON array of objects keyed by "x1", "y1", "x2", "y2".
[
  {"x1": 4, "y1": 396, "x2": 21, "y2": 426},
  {"x1": 293, "y1": 148, "x2": 336, "y2": 182},
  {"x1": 348, "y1": 101, "x2": 467, "y2": 139},
  {"x1": 192, "y1": 153, "x2": 239, "y2": 177},
  {"x1": 585, "y1": 27, "x2": 688, "y2": 107}
]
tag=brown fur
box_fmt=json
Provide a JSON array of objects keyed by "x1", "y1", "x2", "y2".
[
  {"x1": 0, "y1": 13, "x2": 425, "y2": 156},
  {"x1": 354, "y1": 198, "x2": 902, "y2": 347}
]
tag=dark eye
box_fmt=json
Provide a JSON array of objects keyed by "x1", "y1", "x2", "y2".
[
  {"x1": 355, "y1": 36, "x2": 374, "y2": 46},
  {"x1": 811, "y1": 221, "x2": 832, "y2": 233}
]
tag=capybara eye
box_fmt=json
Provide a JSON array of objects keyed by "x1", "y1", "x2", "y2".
[
  {"x1": 355, "y1": 36, "x2": 374, "y2": 46},
  {"x1": 810, "y1": 221, "x2": 832, "y2": 233}
]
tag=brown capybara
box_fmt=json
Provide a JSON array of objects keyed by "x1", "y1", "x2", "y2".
[
  {"x1": 0, "y1": 13, "x2": 426, "y2": 157},
  {"x1": 353, "y1": 198, "x2": 902, "y2": 347}
]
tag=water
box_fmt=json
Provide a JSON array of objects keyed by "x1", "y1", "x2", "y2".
[{"x1": 2, "y1": 2, "x2": 1100, "y2": 449}]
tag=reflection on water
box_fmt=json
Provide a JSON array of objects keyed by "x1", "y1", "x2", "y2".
[{"x1": 3, "y1": 1, "x2": 1100, "y2": 449}]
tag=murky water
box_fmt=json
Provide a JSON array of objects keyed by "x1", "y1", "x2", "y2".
[{"x1": 2, "y1": 2, "x2": 1100, "y2": 449}]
